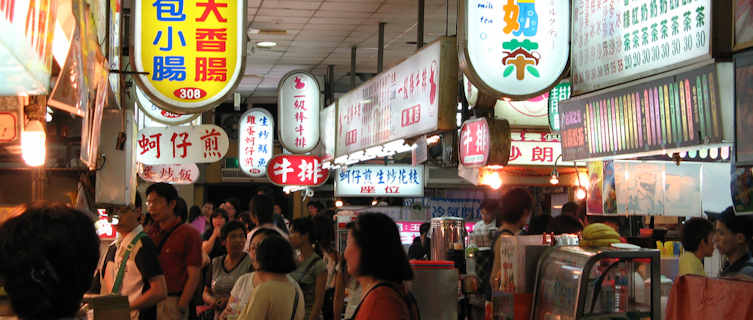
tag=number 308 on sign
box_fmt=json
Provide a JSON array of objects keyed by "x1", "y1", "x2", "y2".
[{"x1": 174, "y1": 88, "x2": 207, "y2": 100}]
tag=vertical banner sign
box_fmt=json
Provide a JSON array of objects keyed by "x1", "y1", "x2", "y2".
[
  {"x1": 459, "y1": 118, "x2": 490, "y2": 167},
  {"x1": 278, "y1": 71, "x2": 320, "y2": 153},
  {"x1": 136, "y1": 88, "x2": 200, "y2": 125},
  {"x1": 548, "y1": 82, "x2": 571, "y2": 131},
  {"x1": 571, "y1": 0, "x2": 711, "y2": 93},
  {"x1": 266, "y1": 155, "x2": 329, "y2": 187},
  {"x1": 137, "y1": 124, "x2": 229, "y2": 164},
  {"x1": 559, "y1": 63, "x2": 722, "y2": 161},
  {"x1": 132, "y1": 0, "x2": 246, "y2": 113},
  {"x1": 0, "y1": 0, "x2": 56, "y2": 95},
  {"x1": 239, "y1": 108, "x2": 273, "y2": 177},
  {"x1": 459, "y1": 0, "x2": 570, "y2": 99},
  {"x1": 587, "y1": 161, "x2": 604, "y2": 215}
]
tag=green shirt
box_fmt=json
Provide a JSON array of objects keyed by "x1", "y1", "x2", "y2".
[{"x1": 678, "y1": 251, "x2": 705, "y2": 277}]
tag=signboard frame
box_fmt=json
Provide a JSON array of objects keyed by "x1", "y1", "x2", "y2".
[
  {"x1": 130, "y1": 0, "x2": 248, "y2": 114},
  {"x1": 458, "y1": 0, "x2": 571, "y2": 100},
  {"x1": 265, "y1": 154, "x2": 329, "y2": 187}
]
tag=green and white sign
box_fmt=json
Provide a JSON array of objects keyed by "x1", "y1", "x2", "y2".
[
  {"x1": 571, "y1": 0, "x2": 711, "y2": 93},
  {"x1": 548, "y1": 82, "x2": 571, "y2": 131}
]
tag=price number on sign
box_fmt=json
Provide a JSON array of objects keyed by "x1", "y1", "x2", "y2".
[{"x1": 174, "y1": 88, "x2": 207, "y2": 100}]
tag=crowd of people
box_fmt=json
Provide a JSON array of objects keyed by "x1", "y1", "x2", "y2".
[{"x1": 0, "y1": 182, "x2": 419, "y2": 320}]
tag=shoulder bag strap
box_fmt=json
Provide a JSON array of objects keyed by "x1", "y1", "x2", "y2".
[
  {"x1": 111, "y1": 231, "x2": 147, "y2": 294},
  {"x1": 157, "y1": 224, "x2": 182, "y2": 252},
  {"x1": 290, "y1": 286, "x2": 300, "y2": 320},
  {"x1": 348, "y1": 282, "x2": 393, "y2": 320}
]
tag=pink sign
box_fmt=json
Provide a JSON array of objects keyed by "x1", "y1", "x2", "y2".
[
  {"x1": 459, "y1": 118, "x2": 490, "y2": 167},
  {"x1": 266, "y1": 155, "x2": 329, "y2": 187},
  {"x1": 138, "y1": 163, "x2": 199, "y2": 184}
]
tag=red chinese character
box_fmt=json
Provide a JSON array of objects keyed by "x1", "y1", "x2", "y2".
[
  {"x1": 246, "y1": 126, "x2": 255, "y2": 137},
  {"x1": 201, "y1": 129, "x2": 222, "y2": 158},
  {"x1": 295, "y1": 124, "x2": 305, "y2": 136},
  {"x1": 160, "y1": 167, "x2": 174, "y2": 180},
  {"x1": 138, "y1": 133, "x2": 162, "y2": 158},
  {"x1": 195, "y1": 57, "x2": 227, "y2": 81},
  {"x1": 294, "y1": 97, "x2": 307, "y2": 111},
  {"x1": 195, "y1": 0, "x2": 227, "y2": 22},
  {"x1": 294, "y1": 77, "x2": 305, "y2": 89},
  {"x1": 531, "y1": 146, "x2": 554, "y2": 162},
  {"x1": 142, "y1": 165, "x2": 153, "y2": 179},
  {"x1": 170, "y1": 132, "x2": 192, "y2": 158},
  {"x1": 509, "y1": 145, "x2": 522, "y2": 161},
  {"x1": 196, "y1": 28, "x2": 227, "y2": 52},
  {"x1": 295, "y1": 111, "x2": 307, "y2": 122},
  {"x1": 247, "y1": 115, "x2": 256, "y2": 124},
  {"x1": 295, "y1": 137, "x2": 306, "y2": 148},
  {"x1": 178, "y1": 169, "x2": 191, "y2": 182}
]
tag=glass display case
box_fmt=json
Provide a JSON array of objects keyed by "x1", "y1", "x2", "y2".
[{"x1": 531, "y1": 246, "x2": 660, "y2": 320}]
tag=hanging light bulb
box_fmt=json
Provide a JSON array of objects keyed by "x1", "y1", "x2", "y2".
[
  {"x1": 481, "y1": 171, "x2": 502, "y2": 190},
  {"x1": 371, "y1": 198, "x2": 378, "y2": 206},
  {"x1": 549, "y1": 167, "x2": 559, "y2": 185},
  {"x1": 335, "y1": 200, "x2": 344, "y2": 208},
  {"x1": 575, "y1": 187, "x2": 587, "y2": 200},
  {"x1": 22, "y1": 120, "x2": 46, "y2": 167}
]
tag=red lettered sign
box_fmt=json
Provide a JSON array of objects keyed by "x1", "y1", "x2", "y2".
[
  {"x1": 459, "y1": 118, "x2": 490, "y2": 167},
  {"x1": 266, "y1": 155, "x2": 329, "y2": 187}
]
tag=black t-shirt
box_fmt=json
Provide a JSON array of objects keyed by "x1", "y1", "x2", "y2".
[
  {"x1": 203, "y1": 229, "x2": 227, "y2": 259},
  {"x1": 100, "y1": 236, "x2": 163, "y2": 320}
]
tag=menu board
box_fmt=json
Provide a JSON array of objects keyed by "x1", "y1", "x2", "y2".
[
  {"x1": 559, "y1": 63, "x2": 722, "y2": 161},
  {"x1": 572, "y1": 0, "x2": 712, "y2": 93}
]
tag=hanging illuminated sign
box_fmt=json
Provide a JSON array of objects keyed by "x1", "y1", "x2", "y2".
[
  {"x1": 0, "y1": 0, "x2": 55, "y2": 95},
  {"x1": 335, "y1": 165, "x2": 424, "y2": 197},
  {"x1": 559, "y1": 63, "x2": 722, "y2": 161},
  {"x1": 138, "y1": 163, "x2": 199, "y2": 184},
  {"x1": 548, "y1": 82, "x2": 571, "y2": 132},
  {"x1": 266, "y1": 155, "x2": 329, "y2": 187},
  {"x1": 571, "y1": 0, "x2": 712, "y2": 93},
  {"x1": 239, "y1": 108, "x2": 273, "y2": 177},
  {"x1": 132, "y1": 0, "x2": 246, "y2": 113},
  {"x1": 336, "y1": 38, "x2": 457, "y2": 157},
  {"x1": 508, "y1": 130, "x2": 573, "y2": 166},
  {"x1": 459, "y1": 118, "x2": 490, "y2": 167},
  {"x1": 137, "y1": 124, "x2": 229, "y2": 164},
  {"x1": 278, "y1": 71, "x2": 320, "y2": 153},
  {"x1": 494, "y1": 92, "x2": 550, "y2": 127},
  {"x1": 136, "y1": 88, "x2": 199, "y2": 125},
  {"x1": 458, "y1": 0, "x2": 570, "y2": 99}
]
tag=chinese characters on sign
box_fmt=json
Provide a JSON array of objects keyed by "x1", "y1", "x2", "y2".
[
  {"x1": 571, "y1": 0, "x2": 711, "y2": 93},
  {"x1": 548, "y1": 82, "x2": 572, "y2": 131},
  {"x1": 460, "y1": 0, "x2": 570, "y2": 98},
  {"x1": 137, "y1": 124, "x2": 229, "y2": 164},
  {"x1": 136, "y1": 87, "x2": 199, "y2": 125},
  {"x1": 138, "y1": 163, "x2": 199, "y2": 184},
  {"x1": 508, "y1": 130, "x2": 572, "y2": 166},
  {"x1": 337, "y1": 39, "x2": 456, "y2": 157},
  {"x1": 266, "y1": 155, "x2": 329, "y2": 187},
  {"x1": 335, "y1": 165, "x2": 424, "y2": 197},
  {"x1": 239, "y1": 108, "x2": 273, "y2": 177},
  {"x1": 459, "y1": 118, "x2": 490, "y2": 167},
  {"x1": 133, "y1": 0, "x2": 245, "y2": 113},
  {"x1": 559, "y1": 63, "x2": 722, "y2": 161},
  {"x1": 278, "y1": 72, "x2": 320, "y2": 153}
]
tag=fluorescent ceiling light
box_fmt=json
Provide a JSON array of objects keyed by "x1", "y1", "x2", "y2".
[{"x1": 256, "y1": 41, "x2": 277, "y2": 48}]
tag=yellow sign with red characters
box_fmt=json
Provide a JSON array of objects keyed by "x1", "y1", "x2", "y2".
[{"x1": 132, "y1": 0, "x2": 246, "y2": 113}]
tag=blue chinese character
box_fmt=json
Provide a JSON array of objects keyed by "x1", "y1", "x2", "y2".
[
  {"x1": 153, "y1": 0, "x2": 186, "y2": 21},
  {"x1": 339, "y1": 170, "x2": 350, "y2": 183},
  {"x1": 352, "y1": 169, "x2": 361, "y2": 184},
  {"x1": 152, "y1": 56, "x2": 186, "y2": 81},
  {"x1": 153, "y1": 26, "x2": 186, "y2": 51},
  {"x1": 376, "y1": 169, "x2": 385, "y2": 184},
  {"x1": 257, "y1": 144, "x2": 268, "y2": 153},
  {"x1": 409, "y1": 169, "x2": 420, "y2": 184},
  {"x1": 447, "y1": 207, "x2": 459, "y2": 217},
  {"x1": 399, "y1": 169, "x2": 408, "y2": 184},
  {"x1": 513, "y1": 1, "x2": 538, "y2": 37},
  {"x1": 363, "y1": 169, "x2": 373, "y2": 184},
  {"x1": 260, "y1": 116, "x2": 268, "y2": 126},
  {"x1": 431, "y1": 206, "x2": 445, "y2": 217},
  {"x1": 386, "y1": 169, "x2": 397, "y2": 184},
  {"x1": 462, "y1": 207, "x2": 475, "y2": 220},
  {"x1": 257, "y1": 158, "x2": 266, "y2": 167},
  {"x1": 258, "y1": 130, "x2": 269, "y2": 139}
]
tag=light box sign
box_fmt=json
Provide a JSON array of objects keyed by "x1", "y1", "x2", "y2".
[
  {"x1": 459, "y1": 0, "x2": 570, "y2": 99},
  {"x1": 335, "y1": 165, "x2": 424, "y2": 197},
  {"x1": 459, "y1": 118, "x2": 490, "y2": 167},
  {"x1": 132, "y1": 0, "x2": 246, "y2": 113},
  {"x1": 559, "y1": 63, "x2": 722, "y2": 161},
  {"x1": 136, "y1": 87, "x2": 199, "y2": 125},
  {"x1": 278, "y1": 71, "x2": 320, "y2": 153},
  {"x1": 336, "y1": 38, "x2": 457, "y2": 157},
  {"x1": 266, "y1": 155, "x2": 329, "y2": 187},
  {"x1": 239, "y1": 108, "x2": 273, "y2": 177},
  {"x1": 548, "y1": 82, "x2": 571, "y2": 131},
  {"x1": 571, "y1": 0, "x2": 711, "y2": 93},
  {"x1": 137, "y1": 124, "x2": 229, "y2": 164},
  {"x1": 494, "y1": 92, "x2": 550, "y2": 127},
  {"x1": 0, "y1": 0, "x2": 55, "y2": 95},
  {"x1": 138, "y1": 163, "x2": 199, "y2": 184},
  {"x1": 320, "y1": 104, "x2": 335, "y2": 162},
  {"x1": 508, "y1": 130, "x2": 573, "y2": 166}
]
